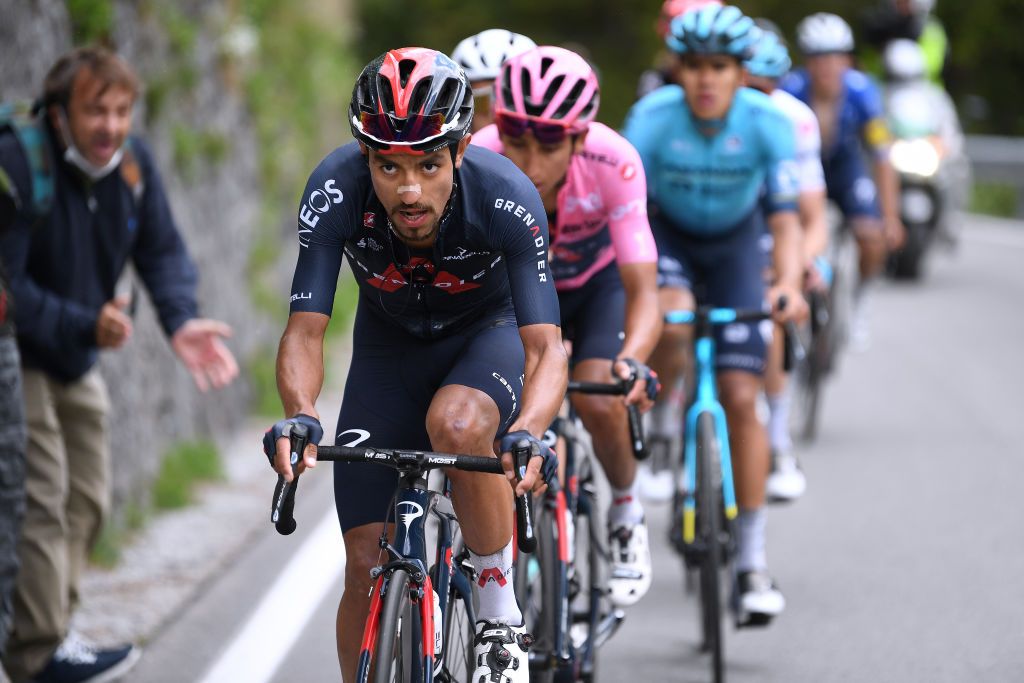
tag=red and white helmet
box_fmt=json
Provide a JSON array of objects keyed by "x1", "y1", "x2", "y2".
[
  {"x1": 493, "y1": 46, "x2": 599, "y2": 138},
  {"x1": 349, "y1": 47, "x2": 473, "y2": 154},
  {"x1": 658, "y1": 0, "x2": 723, "y2": 37}
]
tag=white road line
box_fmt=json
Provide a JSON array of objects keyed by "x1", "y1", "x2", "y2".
[{"x1": 198, "y1": 512, "x2": 345, "y2": 683}]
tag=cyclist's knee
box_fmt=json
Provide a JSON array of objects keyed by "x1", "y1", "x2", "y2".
[
  {"x1": 573, "y1": 393, "x2": 624, "y2": 435},
  {"x1": 426, "y1": 387, "x2": 499, "y2": 452},
  {"x1": 718, "y1": 373, "x2": 760, "y2": 420}
]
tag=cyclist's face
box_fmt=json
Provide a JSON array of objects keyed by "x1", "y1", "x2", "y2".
[
  {"x1": 498, "y1": 130, "x2": 583, "y2": 209},
  {"x1": 57, "y1": 68, "x2": 134, "y2": 167},
  {"x1": 806, "y1": 53, "x2": 850, "y2": 99},
  {"x1": 677, "y1": 55, "x2": 744, "y2": 120},
  {"x1": 367, "y1": 137, "x2": 469, "y2": 248}
]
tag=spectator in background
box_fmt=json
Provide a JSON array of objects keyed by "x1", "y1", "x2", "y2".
[
  {"x1": 451, "y1": 28, "x2": 536, "y2": 132},
  {"x1": 0, "y1": 160, "x2": 27, "y2": 683},
  {"x1": 0, "y1": 46, "x2": 238, "y2": 683}
]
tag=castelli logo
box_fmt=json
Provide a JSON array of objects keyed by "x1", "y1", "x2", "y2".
[
  {"x1": 363, "y1": 212, "x2": 376, "y2": 228},
  {"x1": 621, "y1": 163, "x2": 637, "y2": 181}
]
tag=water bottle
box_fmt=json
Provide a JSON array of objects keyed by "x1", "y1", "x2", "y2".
[{"x1": 432, "y1": 588, "x2": 443, "y2": 656}]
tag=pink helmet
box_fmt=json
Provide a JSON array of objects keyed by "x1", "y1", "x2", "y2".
[
  {"x1": 658, "y1": 0, "x2": 723, "y2": 37},
  {"x1": 494, "y1": 46, "x2": 599, "y2": 135}
]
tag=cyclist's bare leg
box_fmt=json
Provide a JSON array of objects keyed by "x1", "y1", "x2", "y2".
[
  {"x1": 717, "y1": 371, "x2": 769, "y2": 510},
  {"x1": 570, "y1": 359, "x2": 634, "y2": 489},
  {"x1": 425, "y1": 384, "x2": 510, "y2": 553},
  {"x1": 647, "y1": 287, "x2": 695, "y2": 401},
  {"x1": 852, "y1": 217, "x2": 887, "y2": 281},
  {"x1": 764, "y1": 327, "x2": 786, "y2": 399},
  {"x1": 338, "y1": 521, "x2": 394, "y2": 682}
]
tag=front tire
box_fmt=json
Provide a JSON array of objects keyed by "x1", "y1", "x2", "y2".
[
  {"x1": 696, "y1": 412, "x2": 724, "y2": 683},
  {"x1": 373, "y1": 569, "x2": 418, "y2": 683}
]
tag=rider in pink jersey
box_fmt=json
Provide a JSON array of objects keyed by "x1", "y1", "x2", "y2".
[
  {"x1": 473, "y1": 121, "x2": 656, "y2": 291},
  {"x1": 473, "y1": 45, "x2": 661, "y2": 607}
]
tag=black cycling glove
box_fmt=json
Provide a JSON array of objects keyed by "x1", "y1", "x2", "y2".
[
  {"x1": 262, "y1": 414, "x2": 324, "y2": 468},
  {"x1": 500, "y1": 430, "x2": 558, "y2": 486},
  {"x1": 616, "y1": 358, "x2": 661, "y2": 402}
]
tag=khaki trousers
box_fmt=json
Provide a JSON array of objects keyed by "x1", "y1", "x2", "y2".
[{"x1": 4, "y1": 368, "x2": 109, "y2": 683}]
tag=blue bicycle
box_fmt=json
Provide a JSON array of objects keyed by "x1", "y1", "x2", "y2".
[{"x1": 665, "y1": 305, "x2": 775, "y2": 683}]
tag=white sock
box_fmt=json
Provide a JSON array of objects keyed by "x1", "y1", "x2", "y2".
[
  {"x1": 736, "y1": 508, "x2": 767, "y2": 573},
  {"x1": 469, "y1": 540, "x2": 522, "y2": 625},
  {"x1": 608, "y1": 480, "x2": 644, "y2": 528},
  {"x1": 766, "y1": 389, "x2": 793, "y2": 453}
]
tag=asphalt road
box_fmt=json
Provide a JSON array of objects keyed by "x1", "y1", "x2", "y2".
[{"x1": 130, "y1": 216, "x2": 1024, "y2": 682}]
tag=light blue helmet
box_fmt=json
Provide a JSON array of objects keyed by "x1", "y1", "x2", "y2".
[
  {"x1": 745, "y1": 27, "x2": 792, "y2": 79},
  {"x1": 666, "y1": 4, "x2": 758, "y2": 60}
]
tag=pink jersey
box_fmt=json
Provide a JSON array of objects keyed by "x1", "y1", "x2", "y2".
[{"x1": 472, "y1": 122, "x2": 657, "y2": 291}]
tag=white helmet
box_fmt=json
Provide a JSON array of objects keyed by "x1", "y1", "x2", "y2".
[
  {"x1": 796, "y1": 13, "x2": 855, "y2": 55},
  {"x1": 451, "y1": 29, "x2": 537, "y2": 83},
  {"x1": 884, "y1": 39, "x2": 926, "y2": 81}
]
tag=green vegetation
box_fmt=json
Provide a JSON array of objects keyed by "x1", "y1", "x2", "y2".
[
  {"x1": 249, "y1": 346, "x2": 281, "y2": 418},
  {"x1": 970, "y1": 183, "x2": 1019, "y2": 218},
  {"x1": 89, "y1": 501, "x2": 148, "y2": 568},
  {"x1": 152, "y1": 440, "x2": 224, "y2": 510},
  {"x1": 66, "y1": 0, "x2": 114, "y2": 44}
]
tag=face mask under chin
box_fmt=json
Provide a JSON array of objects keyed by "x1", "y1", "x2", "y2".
[{"x1": 57, "y1": 109, "x2": 125, "y2": 181}]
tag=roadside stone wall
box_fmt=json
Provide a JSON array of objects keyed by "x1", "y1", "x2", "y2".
[{"x1": 0, "y1": 0, "x2": 275, "y2": 510}]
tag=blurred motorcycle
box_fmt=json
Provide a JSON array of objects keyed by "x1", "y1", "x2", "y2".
[{"x1": 882, "y1": 40, "x2": 971, "y2": 279}]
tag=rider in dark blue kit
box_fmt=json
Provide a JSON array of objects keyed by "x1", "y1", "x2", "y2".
[
  {"x1": 782, "y1": 13, "x2": 905, "y2": 347},
  {"x1": 264, "y1": 48, "x2": 567, "y2": 683}
]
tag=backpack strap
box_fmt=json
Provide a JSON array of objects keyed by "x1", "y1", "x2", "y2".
[{"x1": 0, "y1": 103, "x2": 55, "y2": 220}]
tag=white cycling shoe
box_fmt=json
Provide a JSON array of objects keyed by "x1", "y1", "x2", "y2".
[
  {"x1": 607, "y1": 520, "x2": 653, "y2": 606},
  {"x1": 736, "y1": 570, "x2": 786, "y2": 627},
  {"x1": 472, "y1": 620, "x2": 533, "y2": 682},
  {"x1": 766, "y1": 451, "x2": 807, "y2": 502}
]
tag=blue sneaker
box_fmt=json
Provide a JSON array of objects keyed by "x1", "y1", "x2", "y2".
[{"x1": 30, "y1": 632, "x2": 140, "y2": 683}]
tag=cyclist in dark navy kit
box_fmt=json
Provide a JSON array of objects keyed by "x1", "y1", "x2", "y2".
[{"x1": 264, "y1": 48, "x2": 567, "y2": 683}]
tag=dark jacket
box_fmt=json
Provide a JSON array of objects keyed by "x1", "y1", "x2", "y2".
[{"x1": 0, "y1": 123, "x2": 198, "y2": 381}]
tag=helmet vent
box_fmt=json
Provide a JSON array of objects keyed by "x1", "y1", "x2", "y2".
[
  {"x1": 552, "y1": 78, "x2": 585, "y2": 119},
  {"x1": 539, "y1": 56, "x2": 555, "y2": 78},
  {"x1": 398, "y1": 59, "x2": 417, "y2": 88}
]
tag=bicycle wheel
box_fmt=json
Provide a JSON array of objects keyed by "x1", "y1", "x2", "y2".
[
  {"x1": 515, "y1": 494, "x2": 562, "y2": 683},
  {"x1": 438, "y1": 529, "x2": 475, "y2": 682},
  {"x1": 695, "y1": 412, "x2": 724, "y2": 683},
  {"x1": 373, "y1": 568, "x2": 420, "y2": 683},
  {"x1": 793, "y1": 291, "x2": 827, "y2": 443}
]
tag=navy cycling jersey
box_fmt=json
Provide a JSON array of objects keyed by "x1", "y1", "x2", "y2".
[
  {"x1": 780, "y1": 68, "x2": 891, "y2": 167},
  {"x1": 623, "y1": 86, "x2": 799, "y2": 236},
  {"x1": 289, "y1": 142, "x2": 560, "y2": 338}
]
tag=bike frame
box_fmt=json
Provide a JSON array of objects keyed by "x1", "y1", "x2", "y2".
[
  {"x1": 357, "y1": 474, "x2": 457, "y2": 682},
  {"x1": 665, "y1": 309, "x2": 746, "y2": 545}
]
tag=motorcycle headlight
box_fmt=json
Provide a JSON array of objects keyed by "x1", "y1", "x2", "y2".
[{"x1": 890, "y1": 138, "x2": 941, "y2": 178}]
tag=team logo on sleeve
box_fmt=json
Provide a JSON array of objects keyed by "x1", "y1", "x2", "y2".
[{"x1": 298, "y1": 177, "x2": 344, "y2": 246}]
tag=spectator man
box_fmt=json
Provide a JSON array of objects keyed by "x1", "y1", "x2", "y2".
[{"x1": 0, "y1": 46, "x2": 238, "y2": 683}]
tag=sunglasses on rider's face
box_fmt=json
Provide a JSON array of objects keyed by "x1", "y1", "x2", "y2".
[
  {"x1": 495, "y1": 112, "x2": 572, "y2": 145},
  {"x1": 357, "y1": 111, "x2": 448, "y2": 145}
]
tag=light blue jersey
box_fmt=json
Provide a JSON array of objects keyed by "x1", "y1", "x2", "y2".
[{"x1": 623, "y1": 85, "x2": 799, "y2": 236}]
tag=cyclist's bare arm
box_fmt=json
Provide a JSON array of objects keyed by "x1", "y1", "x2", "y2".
[
  {"x1": 504, "y1": 322, "x2": 567, "y2": 494},
  {"x1": 272, "y1": 311, "x2": 329, "y2": 480},
  {"x1": 616, "y1": 261, "x2": 662, "y2": 406},
  {"x1": 873, "y1": 155, "x2": 905, "y2": 246},
  {"x1": 798, "y1": 189, "x2": 829, "y2": 263},
  {"x1": 768, "y1": 210, "x2": 808, "y2": 321}
]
